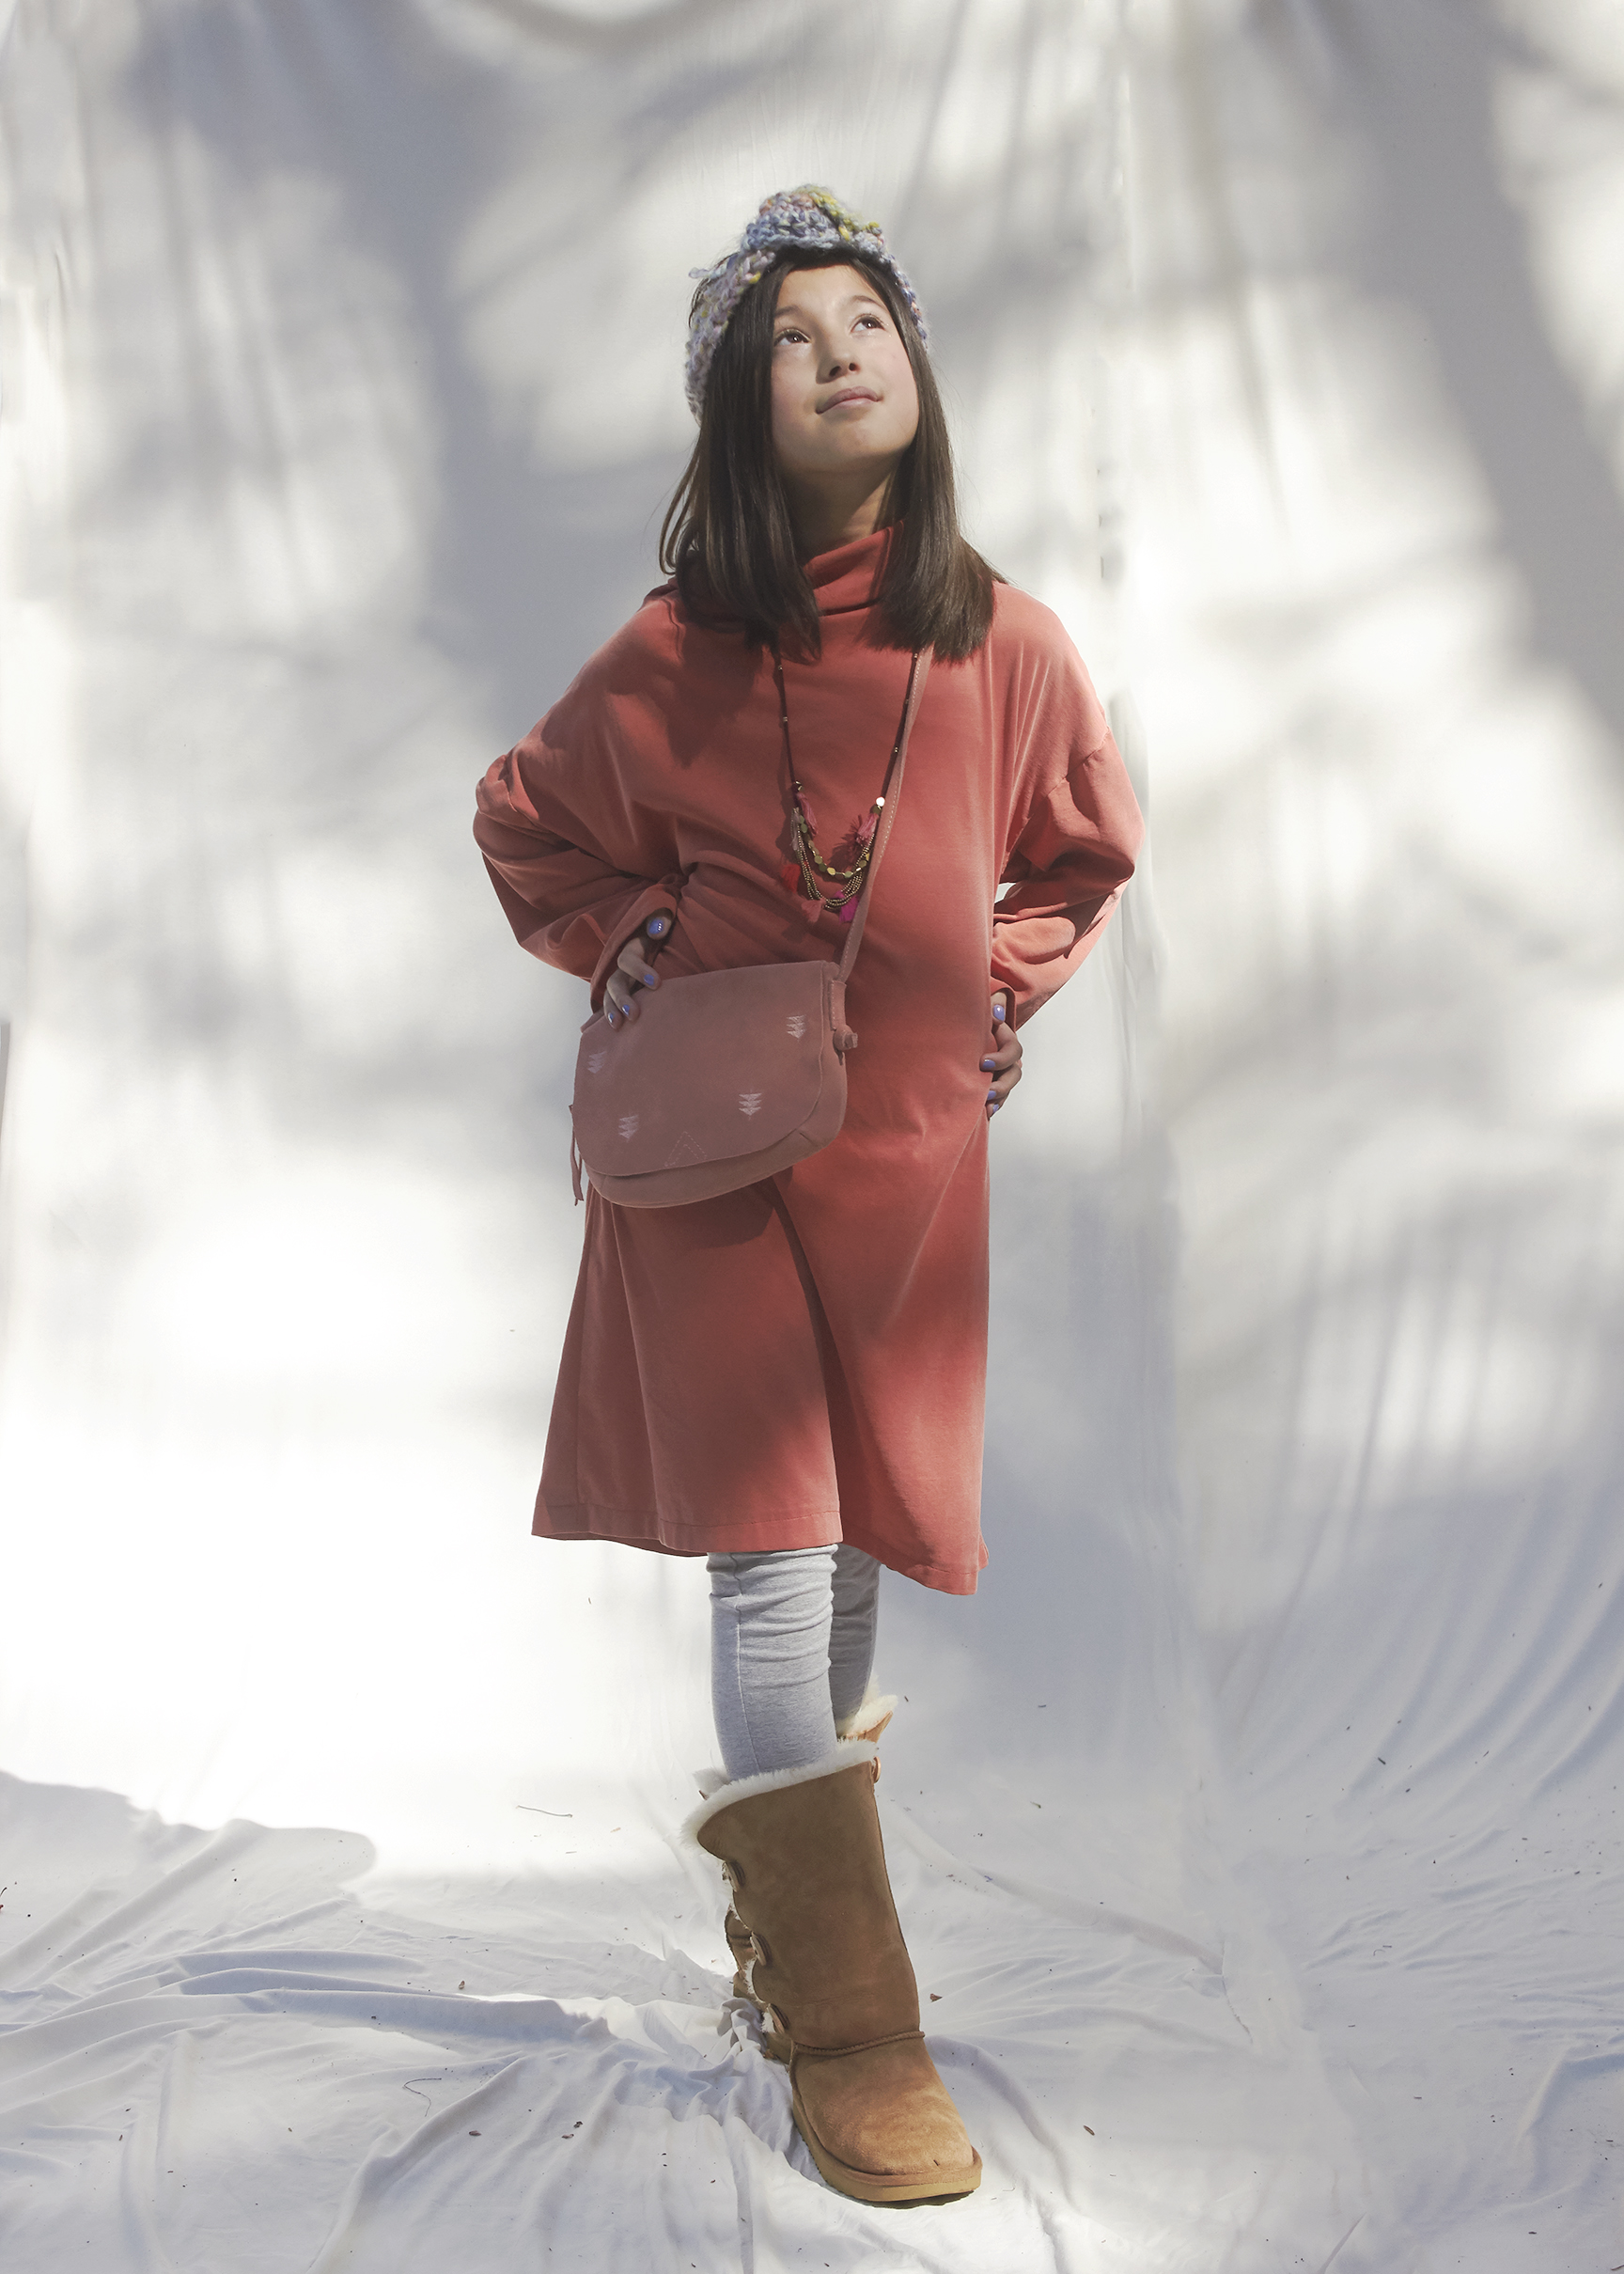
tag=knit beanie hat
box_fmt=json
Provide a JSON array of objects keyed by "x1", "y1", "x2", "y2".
[{"x1": 684, "y1": 184, "x2": 929, "y2": 420}]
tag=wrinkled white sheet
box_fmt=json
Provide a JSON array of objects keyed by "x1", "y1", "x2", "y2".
[{"x1": 1, "y1": 1, "x2": 1621, "y2": 2267}]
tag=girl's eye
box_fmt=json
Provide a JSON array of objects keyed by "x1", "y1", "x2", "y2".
[{"x1": 774, "y1": 327, "x2": 809, "y2": 346}]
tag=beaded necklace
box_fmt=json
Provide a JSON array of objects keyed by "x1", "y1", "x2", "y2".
[{"x1": 772, "y1": 648, "x2": 916, "y2": 924}]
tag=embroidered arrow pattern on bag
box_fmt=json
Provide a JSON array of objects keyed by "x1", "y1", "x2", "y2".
[
  {"x1": 586, "y1": 1051, "x2": 608, "y2": 1074},
  {"x1": 738, "y1": 1092, "x2": 763, "y2": 1118},
  {"x1": 785, "y1": 1014, "x2": 806, "y2": 1040},
  {"x1": 618, "y1": 1113, "x2": 640, "y2": 1140}
]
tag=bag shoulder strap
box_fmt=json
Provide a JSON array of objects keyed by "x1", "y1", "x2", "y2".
[{"x1": 836, "y1": 645, "x2": 933, "y2": 982}]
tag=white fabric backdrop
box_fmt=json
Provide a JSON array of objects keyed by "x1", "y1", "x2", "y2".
[{"x1": 1, "y1": 1, "x2": 1620, "y2": 2266}]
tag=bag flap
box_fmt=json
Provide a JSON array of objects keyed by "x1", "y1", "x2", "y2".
[{"x1": 572, "y1": 961, "x2": 835, "y2": 1177}]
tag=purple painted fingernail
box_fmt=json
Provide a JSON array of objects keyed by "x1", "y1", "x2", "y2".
[
  {"x1": 986, "y1": 1090, "x2": 998, "y2": 1104},
  {"x1": 981, "y1": 1058, "x2": 994, "y2": 1071},
  {"x1": 642, "y1": 972, "x2": 658, "y2": 986}
]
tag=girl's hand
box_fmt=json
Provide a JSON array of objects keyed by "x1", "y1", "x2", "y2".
[
  {"x1": 603, "y1": 912, "x2": 673, "y2": 1026},
  {"x1": 982, "y1": 993, "x2": 1022, "y2": 1118}
]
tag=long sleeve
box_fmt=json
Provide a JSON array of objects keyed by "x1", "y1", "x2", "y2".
[
  {"x1": 990, "y1": 714, "x2": 1144, "y2": 1027},
  {"x1": 475, "y1": 741, "x2": 682, "y2": 1007}
]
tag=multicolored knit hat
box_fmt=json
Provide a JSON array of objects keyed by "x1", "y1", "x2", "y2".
[{"x1": 684, "y1": 184, "x2": 929, "y2": 420}]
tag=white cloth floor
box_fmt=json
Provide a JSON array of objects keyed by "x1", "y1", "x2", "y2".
[{"x1": 1, "y1": 2, "x2": 1621, "y2": 2267}]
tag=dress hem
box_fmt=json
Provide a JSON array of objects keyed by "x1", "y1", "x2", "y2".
[{"x1": 534, "y1": 1498, "x2": 984, "y2": 1596}]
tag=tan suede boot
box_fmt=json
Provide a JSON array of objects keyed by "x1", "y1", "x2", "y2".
[
  {"x1": 686, "y1": 1746, "x2": 981, "y2": 2205},
  {"x1": 723, "y1": 1694, "x2": 898, "y2": 2057}
]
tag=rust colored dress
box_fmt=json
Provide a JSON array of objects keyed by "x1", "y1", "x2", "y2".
[{"x1": 475, "y1": 529, "x2": 1142, "y2": 1594}]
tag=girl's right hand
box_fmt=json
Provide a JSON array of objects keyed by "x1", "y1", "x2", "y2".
[{"x1": 602, "y1": 912, "x2": 673, "y2": 1026}]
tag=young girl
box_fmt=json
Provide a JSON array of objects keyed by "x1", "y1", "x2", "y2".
[{"x1": 474, "y1": 187, "x2": 1142, "y2": 2206}]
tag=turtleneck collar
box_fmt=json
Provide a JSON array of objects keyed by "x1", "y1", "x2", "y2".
[{"x1": 803, "y1": 524, "x2": 897, "y2": 615}]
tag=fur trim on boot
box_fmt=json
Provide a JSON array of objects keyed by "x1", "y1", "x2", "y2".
[
  {"x1": 690, "y1": 1749, "x2": 980, "y2": 2204},
  {"x1": 835, "y1": 1688, "x2": 898, "y2": 1744},
  {"x1": 680, "y1": 1744, "x2": 878, "y2": 1843}
]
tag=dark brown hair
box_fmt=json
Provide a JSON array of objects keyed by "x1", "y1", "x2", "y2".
[{"x1": 659, "y1": 248, "x2": 998, "y2": 661}]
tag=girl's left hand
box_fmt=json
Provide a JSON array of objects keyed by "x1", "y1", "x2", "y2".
[{"x1": 982, "y1": 994, "x2": 1022, "y2": 1118}]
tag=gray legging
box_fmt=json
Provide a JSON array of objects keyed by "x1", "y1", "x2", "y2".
[{"x1": 707, "y1": 1544, "x2": 882, "y2": 1780}]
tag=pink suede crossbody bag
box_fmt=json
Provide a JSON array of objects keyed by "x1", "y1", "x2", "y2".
[{"x1": 570, "y1": 646, "x2": 932, "y2": 1209}]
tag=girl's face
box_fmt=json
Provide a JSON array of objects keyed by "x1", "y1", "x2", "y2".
[{"x1": 769, "y1": 264, "x2": 921, "y2": 504}]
